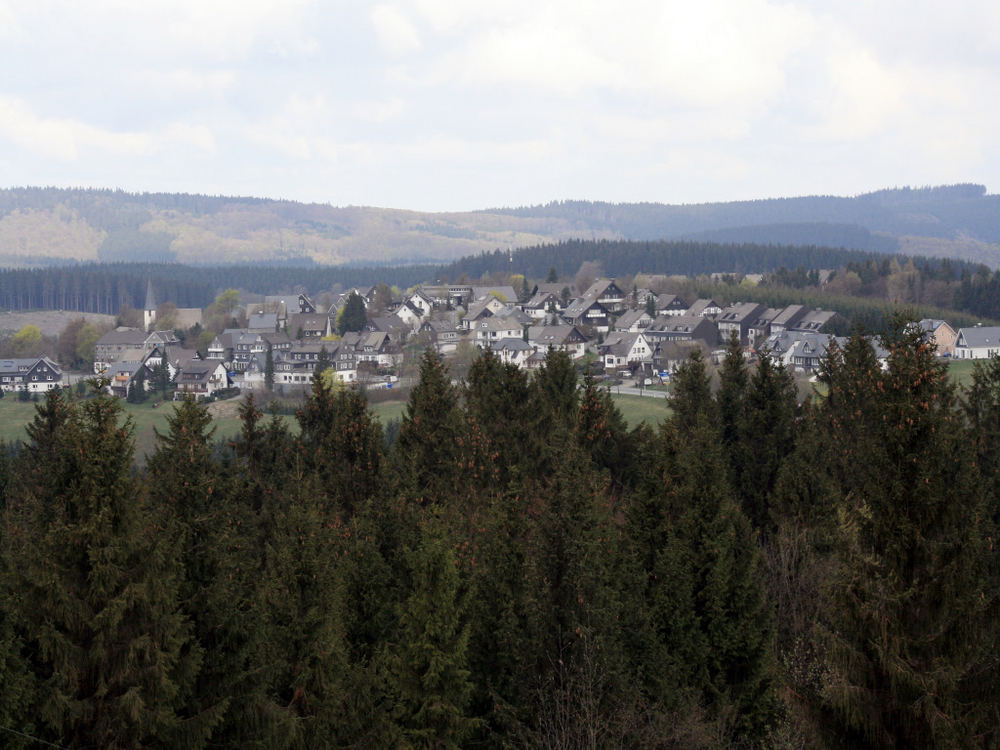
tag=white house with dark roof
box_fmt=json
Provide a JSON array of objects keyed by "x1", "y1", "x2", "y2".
[
  {"x1": 598, "y1": 332, "x2": 652, "y2": 371},
  {"x1": 0, "y1": 357, "x2": 63, "y2": 393},
  {"x1": 527, "y1": 325, "x2": 588, "y2": 359},
  {"x1": 954, "y1": 326, "x2": 1000, "y2": 359},
  {"x1": 490, "y1": 338, "x2": 536, "y2": 369}
]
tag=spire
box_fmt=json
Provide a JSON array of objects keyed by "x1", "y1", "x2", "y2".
[{"x1": 144, "y1": 280, "x2": 156, "y2": 312}]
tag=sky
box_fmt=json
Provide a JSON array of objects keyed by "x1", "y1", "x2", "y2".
[{"x1": 0, "y1": 0, "x2": 996, "y2": 212}]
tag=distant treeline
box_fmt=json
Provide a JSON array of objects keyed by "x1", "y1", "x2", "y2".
[
  {"x1": 436, "y1": 238, "x2": 976, "y2": 283},
  {"x1": 484, "y1": 184, "x2": 1000, "y2": 243},
  {"x1": 0, "y1": 238, "x2": 993, "y2": 323}
]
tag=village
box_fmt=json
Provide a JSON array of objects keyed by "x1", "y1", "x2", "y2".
[{"x1": 1, "y1": 276, "x2": 991, "y2": 401}]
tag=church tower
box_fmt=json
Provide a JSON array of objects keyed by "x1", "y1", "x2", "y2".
[{"x1": 143, "y1": 280, "x2": 157, "y2": 331}]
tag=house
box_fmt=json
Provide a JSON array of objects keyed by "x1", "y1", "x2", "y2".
[
  {"x1": 104, "y1": 362, "x2": 145, "y2": 399},
  {"x1": 248, "y1": 313, "x2": 280, "y2": 334},
  {"x1": 655, "y1": 294, "x2": 689, "y2": 317},
  {"x1": 394, "y1": 301, "x2": 427, "y2": 330},
  {"x1": 474, "y1": 316, "x2": 524, "y2": 346},
  {"x1": 93, "y1": 328, "x2": 179, "y2": 373},
  {"x1": 522, "y1": 291, "x2": 563, "y2": 320},
  {"x1": 614, "y1": 309, "x2": 653, "y2": 332},
  {"x1": 528, "y1": 326, "x2": 589, "y2": 359},
  {"x1": 748, "y1": 308, "x2": 782, "y2": 348},
  {"x1": 644, "y1": 315, "x2": 719, "y2": 349},
  {"x1": 174, "y1": 360, "x2": 229, "y2": 401},
  {"x1": 462, "y1": 296, "x2": 510, "y2": 329},
  {"x1": 717, "y1": 303, "x2": 767, "y2": 346},
  {"x1": 420, "y1": 318, "x2": 462, "y2": 354},
  {"x1": 786, "y1": 334, "x2": 844, "y2": 372},
  {"x1": 685, "y1": 298, "x2": 723, "y2": 319},
  {"x1": 652, "y1": 340, "x2": 709, "y2": 373},
  {"x1": 769, "y1": 305, "x2": 810, "y2": 334},
  {"x1": 954, "y1": 326, "x2": 1000, "y2": 359},
  {"x1": 288, "y1": 313, "x2": 330, "y2": 340},
  {"x1": 580, "y1": 279, "x2": 628, "y2": 314},
  {"x1": 471, "y1": 285, "x2": 519, "y2": 304},
  {"x1": 793, "y1": 309, "x2": 842, "y2": 334},
  {"x1": 405, "y1": 290, "x2": 434, "y2": 318},
  {"x1": 561, "y1": 297, "x2": 611, "y2": 332},
  {"x1": 0, "y1": 357, "x2": 63, "y2": 393},
  {"x1": 355, "y1": 331, "x2": 402, "y2": 369},
  {"x1": 490, "y1": 338, "x2": 536, "y2": 369},
  {"x1": 598, "y1": 332, "x2": 652, "y2": 371},
  {"x1": 915, "y1": 319, "x2": 957, "y2": 357}
]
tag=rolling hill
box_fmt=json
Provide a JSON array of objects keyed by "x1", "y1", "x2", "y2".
[{"x1": 1, "y1": 184, "x2": 999, "y2": 268}]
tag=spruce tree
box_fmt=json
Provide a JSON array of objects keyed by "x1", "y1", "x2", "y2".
[
  {"x1": 668, "y1": 347, "x2": 715, "y2": 435},
  {"x1": 2, "y1": 385, "x2": 200, "y2": 748},
  {"x1": 146, "y1": 397, "x2": 240, "y2": 745},
  {"x1": 819, "y1": 320, "x2": 997, "y2": 746},
  {"x1": 735, "y1": 349, "x2": 798, "y2": 533},
  {"x1": 389, "y1": 530, "x2": 478, "y2": 748},
  {"x1": 297, "y1": 374, "x2": 383, "y2": 517},
  {"x1": 338, "y1": 291, "x2": 367, "y2": 335},
  {"x1": 392, "y1": 349, "x2": 464, "y2": 506},
  {"x1": 716, "y1": 331, "x2": 748, "y2": 456},
  {"x1": 264, "y1": 345, "x2": 275, "y2": 392}
]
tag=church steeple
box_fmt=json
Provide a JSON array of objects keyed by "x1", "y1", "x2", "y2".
[{"x1": 144, "y1": 280, "x2": 157, "y2": 331}]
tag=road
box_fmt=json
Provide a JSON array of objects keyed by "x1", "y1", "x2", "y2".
[{"x1": 609, "y1": 384, "x2": 669, "y2": 399}]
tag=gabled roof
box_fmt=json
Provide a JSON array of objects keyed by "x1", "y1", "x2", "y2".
[
  {"x1": 562, "y1": 297, "x2": 606, "y2": 319},
  {"x1": 656, "y1": 293, "x2": 687, "y2": 310},
  {"x1": 248, "y1": 313, "x2": 279, "y2": 330},
  {"x1": 770, "y1": 304, "x2": 809, "y2": 328},
  {"x1": 615, "y1": 309, "x2": 651, "y2": 330},
  {"x1": 956, "y1": 326, "x2": 1000, "y2": 348},
  {"x1": 686, "y1": 299, "x2": 723, "y2": 317},
  {"x1": 718, "y1": 302, "x2": 766, "y2": 324},
  {"x1": 0, "y1": 357, "x2": 62, "y2": 376},
  {"x1": 529, "y1": 325, "x2": 587, "y2": 345},
  {"x1": 471, "y1": 286, "x2": 518, "y2": 303},
  {"x1": 476, "y1": 315, "x2": 523, "y2": 332},
  {"x1": 96, "y1": 327, "x2": 147, "y2": 346},
  {"x1": 582, "y1": 279, "x2": 625, "y2": 300},
  {"x1": 599, "y1": 331, "x2": 645, "y2": 357}
]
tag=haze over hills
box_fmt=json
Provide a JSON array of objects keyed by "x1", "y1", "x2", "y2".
[{"x1": 1, "y1": 184, "x2": 999, "y2": 269}]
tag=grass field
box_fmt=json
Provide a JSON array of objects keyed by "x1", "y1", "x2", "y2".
[{"x1": 611, "y1": 394, "x2": 672, "y2": 427}]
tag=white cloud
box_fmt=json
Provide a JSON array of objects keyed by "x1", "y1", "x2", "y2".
[
  {"x1": 0, "y1": 95, "x2": 215, "y2": 160},
  {"x1": 371, "y1": 4, "x2": 422, "y2": 56}
]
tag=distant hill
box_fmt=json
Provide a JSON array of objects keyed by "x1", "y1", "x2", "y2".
[{"x1": 2, "y1": 184, "x2": 999, "y2": 268}]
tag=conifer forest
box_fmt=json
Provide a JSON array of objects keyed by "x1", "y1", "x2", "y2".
[{"x1": 1, "y1": 324, "x2": 999, "y2": 749}]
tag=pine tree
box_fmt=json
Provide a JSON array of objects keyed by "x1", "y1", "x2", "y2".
[
  {"x1": 389, "y1": 530, "x2": 478, "y2": 748},
  {"x1": 734, "y1": 349, "x2": 797, "y2": 533},
  {"x1": 146, "y1": 397, "x2": 237, "y2": 745},
  {"x1": 464, "y1": 348, "x2": 533, "y2": 486},
  {"x1": 297, "y1": 374, "x2": 383, "y2": 517},
  {"x1": 392, "y1": 349, "x2": 464, "y2": 506},
  {"x1": 716, "y1": 331, "x2": 748, "y2": 456},
  {"x1": 264, "y1": 345, "x2": 275, "y2": 392},
  {"x1": 127, "y1": 364, "x2": 147, "y2": 403},
  {"x1": 819, "y1": 319, "x2": 997, "y2": 746},
  {"x1": 338, "y1": 291, "x2": 367, "y2": 335},
  {"x1": 650, "y1": 419, "x2": 779, "y2": 742},
  {"x1": 668, "y1": 347, "x2": 715, "y2": 435},
  {"x1": 1, "y1": 385, "x2": 200, "y2": 748}
]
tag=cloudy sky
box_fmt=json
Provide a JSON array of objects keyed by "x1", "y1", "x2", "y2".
[{"x1": 0, "y1": 0, "x2": 996, "y2": 211}]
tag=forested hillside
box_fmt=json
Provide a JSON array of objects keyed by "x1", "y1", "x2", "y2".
[
  {"x1": 1, "y1": 184, "x2": 999, "y2": 267},
  {"x1": 1, "y1": 331, "x2": 997, "y2": 748}
]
